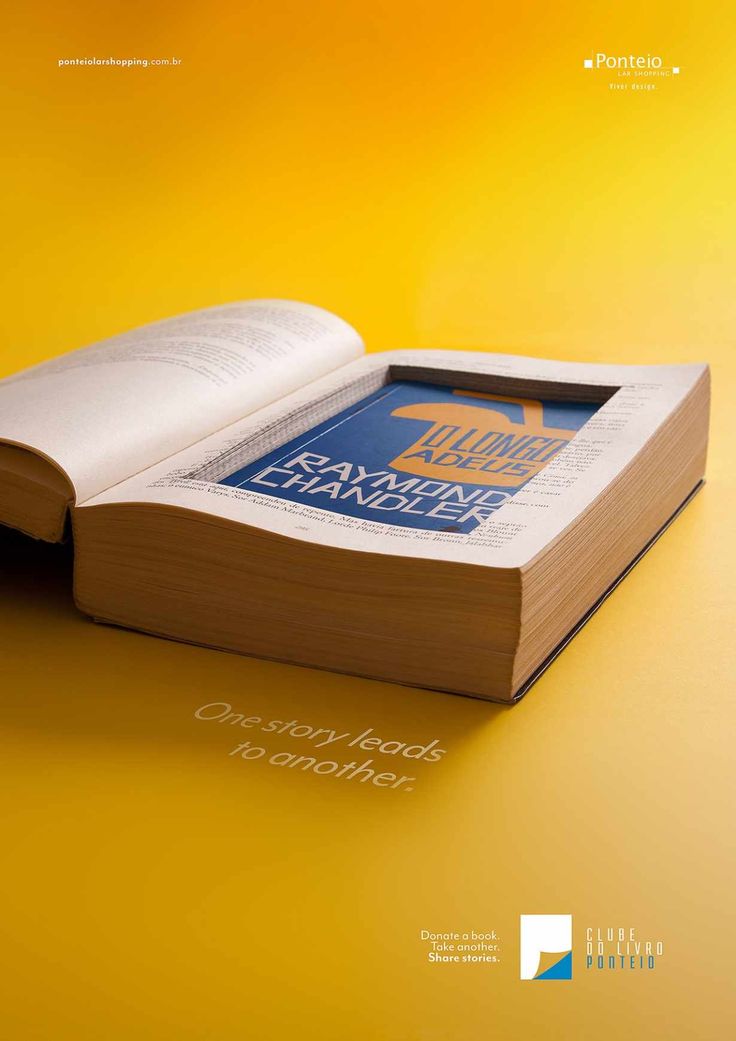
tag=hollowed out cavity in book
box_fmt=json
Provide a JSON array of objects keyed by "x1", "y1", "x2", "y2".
[{"x1": 189, "y1": 368, "x2": 620, "y2": 537}]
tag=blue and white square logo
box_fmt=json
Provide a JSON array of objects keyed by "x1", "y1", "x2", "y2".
[{"x1": 520, "y1": 914, "x2": 573, "y2": 980}]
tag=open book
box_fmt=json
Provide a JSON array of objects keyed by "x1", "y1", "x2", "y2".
[{"x1": 0, "y1": 300, "x2": 709, "y2": 701}]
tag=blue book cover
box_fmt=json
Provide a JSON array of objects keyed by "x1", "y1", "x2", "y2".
[{"x1": 220, "y1": 381, "x2": 599, "y2": 534}]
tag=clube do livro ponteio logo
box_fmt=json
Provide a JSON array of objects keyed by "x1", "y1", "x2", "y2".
[
  {"x1": 520, "y1": 916, "x2": 664, "y2": 979},
  {"x1": 520, "y1": 915, "x2": 573, "y2": 980}
]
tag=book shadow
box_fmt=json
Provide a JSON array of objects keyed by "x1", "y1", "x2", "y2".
[{"x1": 1, "y1": 527, "x2": 511, "y2": 785}]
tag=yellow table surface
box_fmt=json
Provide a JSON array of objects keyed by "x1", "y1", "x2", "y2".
[{"x1": 2, "y1": 3, "x2": 734, "y2": 1037}]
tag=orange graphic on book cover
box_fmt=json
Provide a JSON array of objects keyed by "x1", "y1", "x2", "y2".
[{"x1": 389, "y1": 390, "x2": 576, "y2": 487}]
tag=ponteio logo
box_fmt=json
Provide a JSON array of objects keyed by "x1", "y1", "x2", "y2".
[
  {"x1": 520, "y1": 914, "x2": 573, "y2": 980},
  {"x1": 583, "y1": 53, "x2": 680, "y2": 74}
]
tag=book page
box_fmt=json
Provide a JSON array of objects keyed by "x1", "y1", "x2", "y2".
[
  {"x1": 78, "y1": 351, "x2": 707, "y2": 569},
  {"x1": 0, "y1": 300, "x2": 363, "y2": 502}
]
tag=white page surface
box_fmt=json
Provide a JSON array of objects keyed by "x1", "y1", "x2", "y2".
[{"x1": 0, "y1": 300, "x2": 363, "y2": 501}]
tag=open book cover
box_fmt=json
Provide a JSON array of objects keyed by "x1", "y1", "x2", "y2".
[{"x1": 0, "y1": 300, "x2": 710, "y2": 701}]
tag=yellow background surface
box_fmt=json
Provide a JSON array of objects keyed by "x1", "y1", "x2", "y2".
[{"x1": 1, "y1": 2, "x2": 734, "y2": 1038}]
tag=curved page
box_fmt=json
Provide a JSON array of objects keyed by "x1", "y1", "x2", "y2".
[{"x1": 0, "y1": 300, "x2": 363, "y2": 502}]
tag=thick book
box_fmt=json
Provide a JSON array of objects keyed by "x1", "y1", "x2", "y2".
[{"x1": 0, "y1": 300, "x2": 710, "y2": 701}]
